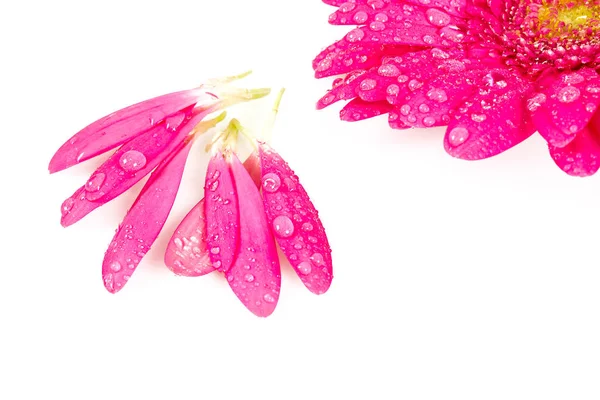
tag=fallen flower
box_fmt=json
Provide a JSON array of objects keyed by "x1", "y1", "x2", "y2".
[
  {"x1": 166, "y1": 93, "x2": 333, "y2": 317},
  {"x1": 314, "y1": 0, "x2": 600, "y2": 176},
  {"x1": 50, "y1": 75, "x2": 270, "y2": 293}
]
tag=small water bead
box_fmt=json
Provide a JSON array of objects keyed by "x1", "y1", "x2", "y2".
[
  {"x1": 360, "y1": 79, "x2": 377, "y2": 91},
  {"x1": 418, "y1": 104, "x2": 430, "y2": 113},
  {"x1": 375, "y1": 13, "x2": 388, "y2": 23},
  {"x1": 427, "y1": 88, "x2": 448, "y2": 103},
  {"x1": 227, "y1": 274, "x2": 233, "y2": 282},
  {"x1": 210, "y1": 247, "x2": 220, "y2": 255},
  {"x1": 273, "y1": 216, "x2": 295, "y2": 238},
  {"x1": 321, "y1": 93, "x2": 335, "y2": 105},
  {"x1": 423, "y1": 35, "x2": 435, "y2": 44},
  {"x1": 310, "y1": 253, "x2": 325, "y2": 267},
  {"x1": 448, "y1": 127, "x2": 470, "y2": 147},
  {"x1": 527, "y1": 93, "x2": 547, "y2": 112},
  {"x1": 557, "y1": 86, "x2": 581, "y2": 103},
  {"x1": 119, "y1": 150, "x2": 147, "y2": 172},
  {"x1": 562, "y1": 73, "x2": 585, "y2": 85},
  {"x1": 301, "y1": 222, "x2": 314, "y2": 232},
  {"x1": 587, "y1": 85, "x2": 600, "y2": 93},
  {"x1": 109, "y1": 261, "x2": 122, "y2": 272},
  {"x1": 387, "y1": 84, "x2": 400, "y2": 95},
  {"x1": 208, "y1": 179, "x2": 219, "y2": 191},
  {"x1": 378, "y1": 64, "x2": 400, "y2": 77},
  {"x1": 263, "y1": 293, "x2": 276, "y2": 303},
  {"x1": 587, "y1": 103, "x2": 597, "y2": 113},
  {"x1": 471, "y1": 114, "x2": 487, "y2": 122},
  {"x1": 353, "y1": 11, "x2": 368, "y2": 23},
  {"x1": 244, "y1": 273, "x2": 255, "y2": 283},
  {"x1": 61, "y1": 198, "x2": 75, "y2": 216},
  {"x1": 174, "y1": 237, "x2": 183, "y2": 249},
  {"x1": 262, "y1": 173, "x2": 281, "y2": 192},
  {"x1": 339, "y1": 2, "x2": 355, "y2": 12},
  {"x1": 423, "y1": 117, "x2": 436, "y2": 126},
  {"x1": 347, "y1": 28, "x2": 365, "y2": 42},
  {"x1": 397, "y1": 75, "x2": 409, "y2": 83},
  {"x1": 426, "y1": 8, "x2": 451, "y2": 26},
  {"x1": 408, "y1": 79, "x2": 423, "y2": 91},
  {"x1": 369, "y1": 21, "x2": 386, "y2": 31},
  {"x1": 297, "y1": 261, "x2": 313, "y2": 275},
  {"x1": 85, "y1": 173, "x2": 106, "y2": 192},
  {"x1": 400, "y1": 104, "x2": 411, "y2": 115}
]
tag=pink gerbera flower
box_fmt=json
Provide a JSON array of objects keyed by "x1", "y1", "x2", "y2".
[
  {"x1": 314, "y1": 0, "x2": 600, "y2": 176},
  {"x1": 50, "y1": 75, "x2": 270, "y2": 293},
  {"x1": 165, "y1": 95, "x2": 333, "y2": 317}
]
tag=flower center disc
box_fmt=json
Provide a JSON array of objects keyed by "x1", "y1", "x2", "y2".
[{"x1": 537, "y1": 0, "x2": 600, "y2": 35}]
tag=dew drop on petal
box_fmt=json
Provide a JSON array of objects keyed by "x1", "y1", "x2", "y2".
[
  {"x1": 263, "y1": 293, "x2": 276, "y2": 303},
  {"x1": 426, "y1": 8, "x2": 451, "y2": 27},
  {"x1": 360, "y1": 78, "x2": 377, "y2": 91},
  {"x1": 119, "y1": 150, "x2": 147, "y2": 172},
  {"x1": 347, "y1": 28, "x2": 365, "y2": 42},
  {"x1": 353, "y1": 11, "x2": 368, "y2": 23},
  {"x1": 61, "y1": 198, "x2": 74, "y2": 216},
  {"x1": 273, "y1": 216, "x2": 294, "y2": 238},
  {"x1": 262, "y1": 173, "x2": 281, "y2": 192},
  {"x1": 85, "y1": 173, "x2": 106, "y2": 192},
  {"x1": 244, "y1": 273, "x2": 255, "y2": 283},
  {"x1": 557, "y1": 86, "x2": 581, "y2": 103},
  {"x1": 448, "y1": 127, "x2": 470, "y2": 147},
  {"x1": 297, "y1": 261, "x2": 313, "y2": 275},
  {"x1": 109, "y1": 261, "x2": 122, "y2": 272}
]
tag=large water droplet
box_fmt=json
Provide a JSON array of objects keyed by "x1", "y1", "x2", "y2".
[
  {"x1": 297, "y1": 261, "x2": 312, "y2": 275},
  {"x1": 347, "y1": 28, "x2": 365, "y2": 42},
  {"x1": 273, "y1": 216, "x2": 294, "y2": 238},
  {"x1": 448, "y1": 127, "x2": 470, "y2": 147},
  {"x1": 85, "y1": 173, "x2": 106, "y2": 192},
  {"x1": 360, "y1": 79, "x2": 377, "y2": 91},
  {"x1": 262, "y1": 173, "x2": 281, "y2": 192},
  {"x1": 557, "y1": 86, "x2": 581, "y2": 103},
  {"x1": 353, "y1": 11, "x2": 368, "y2": 23},
  {"x1": 119, "y1": 150, "x2": 147, "y2": 172},
  {"x1": 109, "y1": 261, "x2": 122, "y2": 272},
  {"x1": 426, "y1": 8, "x2": 451, "y2": 26}
]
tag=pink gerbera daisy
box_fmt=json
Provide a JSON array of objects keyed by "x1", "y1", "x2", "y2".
[{"x1": 314, "y1": 0, "x2": 600, "y2": 176}]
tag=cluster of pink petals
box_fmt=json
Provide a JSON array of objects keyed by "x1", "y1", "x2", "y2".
[
  {"x1": 164, "y1": 133, "x2": 333, "y2": 317},
  {"x1": 314, "y1": 0, "x2": 600, "y2": 176},
  {"x1": 50, "y1": 82, "x2": 332, "y2": 317}
]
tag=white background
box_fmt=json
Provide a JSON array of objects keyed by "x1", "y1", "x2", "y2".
[{"x1": 2, "y1": 1, "x2": 600, "y2": 399}]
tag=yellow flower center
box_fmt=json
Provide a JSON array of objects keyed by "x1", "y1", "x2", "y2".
[{"x1": 538, "y1": 0, "x2": 600, "y2": 34}]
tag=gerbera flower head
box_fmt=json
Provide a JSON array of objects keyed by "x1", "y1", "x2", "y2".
[{"x1": 314, "y1": 0, "x2": 600, "y2": 176}]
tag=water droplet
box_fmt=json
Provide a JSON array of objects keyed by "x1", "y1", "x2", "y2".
[
  {"x1": 426, "y1": 8, "x2": 451, "y2": 27},
  {"x1": 527, "y1": 93, "x2": 547, "y2": 112},
  {"x1": 369, "y1": 21, "x2": 385, "y2": 31},
  {"x1": 263, "y1": 293, "x2": 276, "y2": 303},
  {"x1": 418, "y1": 104, "x2": 430, "y2": 113},
  {"x1": 61, "y1": 198, "x2": 74, "y2": 216},
  {"x1": 85, "y1": 173, "x2": 106, "y2": 192},
  {"x1": 119, "y1": 150, "x2": 147, "y2": 172},
  {"x1": 378, "y1": 64, "x2": 400, "y2": 77},
  {"x1": 353, "y1": 11, "x2": 368, "y2": 23},
  {"x1": 471, "y1": 114, "x2": 487, "y2": 122},
  {"x1": 557, "y1": 86, "x2": 581, "y2": 103},
  {"x1": 360, "y1": 79, "x2": 377, "y2": 91},
  {"x1": 339, "y1": 2, "x2": 355, "y2": 12},
  {"x1": 109, "y1": 261, "x2": 122, "y2": 272},
  {"x1": 210, "y1": 247, "x2": 220, "y2": 255},
  {"x1": 586, "y1": 103, "x2": 597, "y2": 113},
  {"x1": 310, "y1": 253, "x2": 325, "y2": 266},
  {"x1": 297, "y1": 261, "x2": 312, "y2": 275},
  {"x1": 347, "y1": 28, "x2": 365, "y2": 42},
  {"x1": 301, "y1": 222, "x2": 314, "y2": 232},
  {"x1": 423, "y1": 117, "x2": 436, "y2": 126},
  {"x1": 262, "y1": 173, "x2": 281, "y2": 192},
  {"x1": 374, "y1": 13, "x2": 388, "y2": 23},
  {"x1": 562, "y1": 73, "x2": 584, "y2": 85},
  {"x1": 244, "y1": 273, "x2": 255, "y2": 283},
  {"x1": 273, "y1": 216, "x2": 294, "y2": 238},
  {"x1": 448, "y1": 127, "x2": 470, "y2": 147}
]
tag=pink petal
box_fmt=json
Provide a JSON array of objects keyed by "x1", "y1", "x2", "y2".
[
  {"x1": 549, "y1": 110, "x2": 600, "y2": 177},
  {"x1": 164, "y1": 199, "x2": 213, "y2": 277},
  {"x1": 204, "y1": 151, "x2": 240, "y2": 272},
  {"x1": 226, "y1": 153, "x2": 281, "y2": 317},
  {"x1": 60, "y1": 108, "x2": 203, "y2": 227},
  {"x1": 444, "y1": 71, "x2": 535, "y2": 160},
  {"x1": 259, "y1": 144, "x2": 333, "y2": 295},
  {"x1": 49, "y1": 88, "x2": 206, "y2": 173},
  {"x1": 163, "y1": 155, "x2": 261, "y2": 277},
  {"x1": 102, "y1": 140, "x2": 192, "y2": 293},
  {"x1": 406, "y1": 0, "x2": 468, "y2": 17},
  {"x1": 340, "y1": 98, "x2": 392, "y2": 122},
  {"x1": 532, "y1": 68, "x2": 600, "y2": 145}
]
